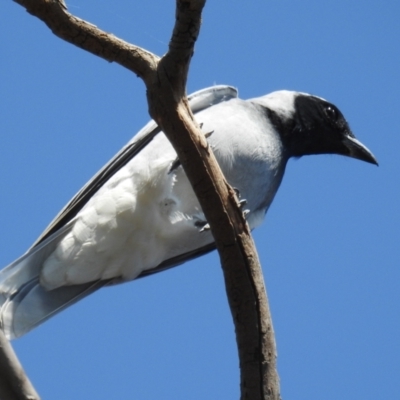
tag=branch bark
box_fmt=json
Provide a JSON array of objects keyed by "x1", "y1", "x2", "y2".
[
  {"x1": 0, "y1": 329, "x2": 39, "y2": 400},
  {"x1": 6, "y1": 1, "x2": 281, "y2": 398}
]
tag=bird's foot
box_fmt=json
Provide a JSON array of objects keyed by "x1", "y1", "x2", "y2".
[
  {"x1": 168, "y1": 157, "x2": 181, "y2": 174},
  {"x1": 232, "y1": 187, "x2": 250, "y2": 217},
  {"x1": 168, "y1": 127, "x2": 213, "y2": 174},
  {"x1": 194, "y1": 218, "x2": 211, "y2": 233}
]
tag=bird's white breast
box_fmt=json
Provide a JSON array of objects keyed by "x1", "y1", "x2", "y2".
[{"x1": 40, "y1": 98, "x2": 286, "y2": 289}]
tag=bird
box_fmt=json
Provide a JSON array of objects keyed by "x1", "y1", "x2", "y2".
[{"x1": 0, "y1": 85, "x2": 377, "y2": 340}]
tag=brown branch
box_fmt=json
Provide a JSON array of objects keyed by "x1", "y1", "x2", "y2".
[
  {"x1": 8, "y1": 0, "x2": 281, "y2": 398},
  {"x1": 13, "y1": 0, "x2": 159, "y2": 80},
  {"x1": 0, "y1": 329, "x2": 40, "y2": 400}
]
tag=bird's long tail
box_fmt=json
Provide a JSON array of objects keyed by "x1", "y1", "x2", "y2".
[{"x1": 0, "y1": 225, "x2": 105, "y2": 340}]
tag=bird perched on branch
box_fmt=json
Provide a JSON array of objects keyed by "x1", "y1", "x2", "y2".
[{"x1": 0, "y1": 85, "x2": 377, "y2": 339}]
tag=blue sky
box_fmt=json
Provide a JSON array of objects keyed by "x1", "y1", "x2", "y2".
[{"x1": 1, "y1": 1, "x2": 399, "y2": 399}]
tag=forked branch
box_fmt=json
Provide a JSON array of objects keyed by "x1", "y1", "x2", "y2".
[{"x1": 5, "y1": 1, "x2": 280, "y2": 398}]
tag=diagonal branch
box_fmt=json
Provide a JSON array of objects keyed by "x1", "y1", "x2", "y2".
[
  {"x1": 7, "y1": 1, "x2": 281, "y2": 399},
  {"x1": 13, "y1": 0, "x2": 159, "y2": 79},
  {"x1": 0, "y1": 329, "x2": 40, "y2": 400}
]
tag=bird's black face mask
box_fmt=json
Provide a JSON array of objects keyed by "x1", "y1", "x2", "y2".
[{"x1": 287, "y1": 95, "x2": 377, "y2": 165}]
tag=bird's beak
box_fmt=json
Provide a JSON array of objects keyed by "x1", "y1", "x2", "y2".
[{"x1": 343, "y1": 135, "x2": 378, "y2": 165}]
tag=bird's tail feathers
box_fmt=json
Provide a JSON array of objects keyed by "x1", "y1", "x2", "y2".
[
  {"x1": 0, "y1": 224, "x2": 105, "y2": 339},
  {"x1": 1, "y1": 277, "x2": 105, "y2": 339}
]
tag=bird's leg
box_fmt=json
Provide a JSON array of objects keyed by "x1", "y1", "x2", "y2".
[
  {"x1": 168, "y1": 124, "x2": 213, "y2": 174},
  {"x1": 168, "y1": 158, "x2": 181, "y2": 174},
  {"x1": 194, "y1": 187, "x2": 250, "y2": 234}
]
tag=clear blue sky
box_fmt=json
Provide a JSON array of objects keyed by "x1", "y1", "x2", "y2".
[{"x1": 1, "y1": 1, "x2": 399, "y2": 399}]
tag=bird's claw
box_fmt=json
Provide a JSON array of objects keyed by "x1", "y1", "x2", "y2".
[
  {"x1": 198, "y1": 122, "x2": 213, "y2": 139},
  {"x1": 194, "y1": 218, "x2": 210, "y2": 233},
  {"x1": 232, "y1": 187, "x2": 247, "y2": 210},
  {"x1": 199, "y1": 223, "x2": 211, "y2": 232},
  {"x1": 239, "y1": 198, "x2": 247, "y2": 208},
  {"x1": 168, "y1": 125, "x2": 213, "y2": 174}
]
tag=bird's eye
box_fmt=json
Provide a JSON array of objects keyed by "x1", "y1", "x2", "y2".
[{"x1": 325, "y1": 106, "x2": 338, "y2": 121}]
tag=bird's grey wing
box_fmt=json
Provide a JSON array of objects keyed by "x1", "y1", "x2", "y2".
[
  {"x1": 0, "y1": 222, "x2": 103, "y2": 339},
  {"x1": 136, "y1": 243, "x2": 216, "y2": 279},
  {"x1": 0, "y1": 85, "x2": 237, "y2": 339},
  {"x1": 3, "y1": 240, "x2": 218, "y2": 338},
  {"x1": 33, "y1": 85, "x2": 237, "y2": 246}
]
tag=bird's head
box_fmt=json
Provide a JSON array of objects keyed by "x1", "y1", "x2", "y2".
[{"x1": 256, "y1": 91, "x2": 378, "y2": 165}]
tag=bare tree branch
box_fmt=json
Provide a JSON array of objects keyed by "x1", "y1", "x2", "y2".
[
  {"x1": 0, "y1": 329, "x2": 40, "y2": 400},
  {"x1": 13, "y1": 0, "x2": 158, "y2": 79},
  {"x1": 5, "y1": 1, "x2": 281, "y2": 398}
]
